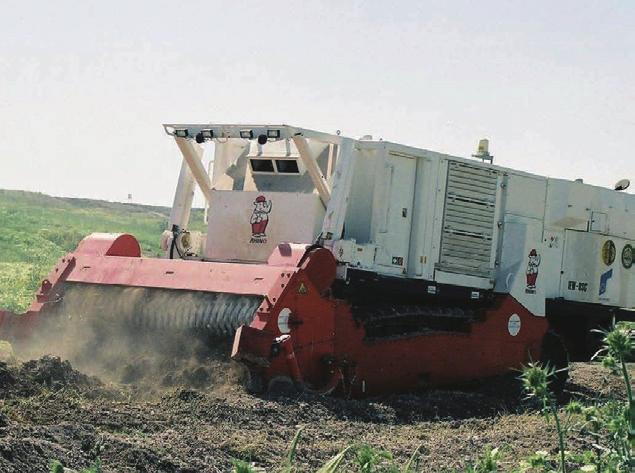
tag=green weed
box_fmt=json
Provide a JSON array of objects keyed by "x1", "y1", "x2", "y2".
[
  {"x1": 49, "y1": 458, "x2": 102, "y2": 473},
  {"x1": 232, "y1": 458, "x2": 258, "y2": 473},
  {"x1": 516, "y1": 324, "x2": 633, "y2": 473},
  {"x1": 354, "y1": 444, "x2": 393, "y2": 472},
  {"x1": 280, "y1": 426, "x2": 304, "y2": 473},
  {"x1": 49, "y1": 460, "x2": 64, "y2": 473},
  {"x1": 316, "y1": 445, "x2": 354, "y2": 473},
  {"x1": 463, "y1": 447, "x2": 502, "y2": 473}
]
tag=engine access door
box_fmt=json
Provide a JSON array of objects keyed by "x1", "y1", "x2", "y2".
[{"x1": 373, "y1": 152, "x2": 417, "y2": 275}]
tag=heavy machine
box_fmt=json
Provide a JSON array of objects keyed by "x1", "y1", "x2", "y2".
[{"x1": 1, "y1": 124, "x2": 633, "y2": 396}]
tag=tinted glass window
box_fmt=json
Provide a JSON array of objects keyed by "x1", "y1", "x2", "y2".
[
  {"x1": 250, "y1": 159, "x2": 275, "y2": 173},
  {"x1": 275, "y1": 160, "x2": 300, "y2": 174}
]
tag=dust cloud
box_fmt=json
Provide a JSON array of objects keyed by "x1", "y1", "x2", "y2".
[{"x1": 8, "y1": 283, "x2": 248, "y2": 394}]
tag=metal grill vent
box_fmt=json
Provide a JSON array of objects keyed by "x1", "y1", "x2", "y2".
[{"x1": 438, "y1": 161, "x2": 499, "y2": 278}]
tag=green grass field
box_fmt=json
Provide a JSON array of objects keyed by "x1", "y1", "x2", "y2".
[{"x1": 0, "y1": 189, "x2": 205, "y2": 312}]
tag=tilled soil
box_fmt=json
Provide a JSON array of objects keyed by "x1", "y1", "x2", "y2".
[{"x1": 0, "y1": 355, "x2": 630, "y2": 473}]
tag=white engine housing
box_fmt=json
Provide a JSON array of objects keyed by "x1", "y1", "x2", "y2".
[{"x1": 163, "y1": 123, "x2": 635, "y2": 316}]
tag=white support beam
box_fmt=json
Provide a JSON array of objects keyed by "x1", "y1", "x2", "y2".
[
  {"x1": 168, "y1": 159, "x2": 196, "y2": 230},
  {"x1": 174, "y1": 137, "x2": 213, "y2": 203},
  {"x1": 292, "y1": 136, "x2": 331, "y2": 206},
  {"x1": 326, "y1": 143, "x2": 337, "y2": 179},
  {"x1": 320, "y1": 138, "x2": 356, "y2": 247}
]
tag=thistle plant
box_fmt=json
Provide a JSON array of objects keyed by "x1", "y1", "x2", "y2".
[
  {"x1": 518, "y1": 323, "x2": 633, "y2": 473},
  {"x1": 588, "y1": 323, "x2": 634, "y2": 470},
  {"x1": 592, "y1": 323, "x2": 633, "y2": 411},
  {"x1": 520, "y1": 362, "x2": 569, "y2": 473}
]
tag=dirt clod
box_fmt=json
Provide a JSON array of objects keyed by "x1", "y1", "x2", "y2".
[
  {"x1": 21, "y1": 356, "x2": 93, "y2": 389},
  {"x1": 0, "y1": 356, "x2": 100, "y2": 400}
]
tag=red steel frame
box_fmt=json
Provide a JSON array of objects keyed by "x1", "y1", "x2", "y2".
[{"x1": 0, "y1": 233, "x2": 548, "y2": 397}]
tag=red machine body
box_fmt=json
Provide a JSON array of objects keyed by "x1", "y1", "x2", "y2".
[{"x1": 1, "y1": 233, "x2": 548, "y2": 397}]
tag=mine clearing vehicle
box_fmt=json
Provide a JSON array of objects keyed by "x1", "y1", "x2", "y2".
[{"x1": 1, "y1": 124, "x2": 633, "y2": 396}]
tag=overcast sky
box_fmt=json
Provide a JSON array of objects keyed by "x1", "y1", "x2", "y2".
[{"x1": 1, "y1": 1, "x2": 633, "y2": 206}]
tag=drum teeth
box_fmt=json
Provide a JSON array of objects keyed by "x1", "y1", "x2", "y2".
[{"x1": 49, "y1": 283, "x2": 263, "y2": 337}]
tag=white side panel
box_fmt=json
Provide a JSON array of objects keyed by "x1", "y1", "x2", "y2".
[
  {"x1": 407, "y1": 155, "x2": 436, "y2": 279},
  {"x1": 505, "y1": 173, "x2": 547, "y2": 219},
  {"x1": 343, "y1": 146, "x2": 381, "y2": 244},
  {"x1": 495, "y1": 216, "x2": 547, "y2": 316},
  {"x1": 544, "y1": 179, "x2": 635, "y2": 237},
  {"x1": 544, "y1": 180, "x2": 593, "y2": 231},
  {"x1": 373, "y1": 152, "x2": 417, "y2": 274},
  {"x1": 541, "y1": 229, "x2": 566, "y2": 300},
  {"x1": 205, "y1": 190, "x2": 324, "y2": 262},
  {"x1": 429, "y1": 160, "x2": 450, "y2": 280},
  {"x1": 332, "y1": 239, "x2": 378, "y2": 270},
  {"x1": 560, "y1": 231, "x2": 634, "y2": 308},
  {"x1": 435, "y1": 270, "x2": 494, "y2": 290}
]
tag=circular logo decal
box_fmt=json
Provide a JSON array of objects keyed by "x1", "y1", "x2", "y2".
[
  {"x1": 508, "y1": 314, "x2": 521, "y2": 337},
  {"x1": 622, "y1": 244, "x2": 633, "y2": 269},
  {"x1": 602, "y1": 240, "x2": 616, "y2": 266}
]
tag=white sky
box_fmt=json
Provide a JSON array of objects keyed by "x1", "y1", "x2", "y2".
[{"x1": 1, "y1": 1, "x2": 633, "y2": 206}]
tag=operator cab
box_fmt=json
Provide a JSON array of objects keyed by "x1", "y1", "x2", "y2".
[{"x1": 162, "y1": 125, "x2": 340, "y2": 264}]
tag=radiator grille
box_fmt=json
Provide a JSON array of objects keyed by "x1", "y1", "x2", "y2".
[{"x1": 438, "y1": 161, "x2": 499, "y2": 278}]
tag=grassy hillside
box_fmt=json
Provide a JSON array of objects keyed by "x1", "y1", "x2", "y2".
[{"x1": 0, "y1": 189, "x2": 205, "y2": 312}]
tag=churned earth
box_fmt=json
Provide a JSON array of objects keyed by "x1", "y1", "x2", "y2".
[{"x1": 0, "y1": 351, "x2": 630, "y2": 473}]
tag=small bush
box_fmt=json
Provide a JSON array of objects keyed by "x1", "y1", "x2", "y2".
[{"x1": 49, "y1": 460, "x2": 64, "y2": 473}]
